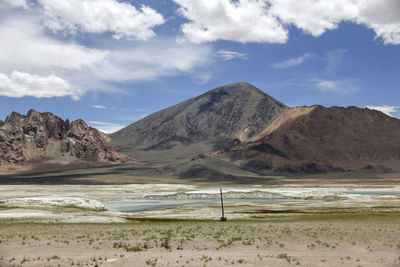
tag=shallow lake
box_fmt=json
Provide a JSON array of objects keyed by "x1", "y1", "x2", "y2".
[
  {"x1": 104, "y1": 199, "x2": 303, "y2": 212},
  {"x1": 339, "y1": 190, "x2": 400, "y2": 195}
]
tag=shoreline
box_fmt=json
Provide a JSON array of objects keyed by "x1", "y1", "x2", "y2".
[{"x1": 0, "y1": 184, "x2": 399, "y2": 223}]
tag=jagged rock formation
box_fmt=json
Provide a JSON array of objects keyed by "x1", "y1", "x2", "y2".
[
  {"x1": 0, "y1": 109, "x2": 132, "y2": 165},
  {"x1": 211, "y1": 105, "x2": 400, "y2": 173},
  {"x1": 111, "y1": 82, "x2": 288, "y2": 161}
]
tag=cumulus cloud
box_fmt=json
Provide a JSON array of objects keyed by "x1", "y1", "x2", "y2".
[
  {"x1": 0, "y1": 71, "x2": 82, "y2": 99},
  {"x1": 366, "y1": 105, "x2": 399, "y2": 117},
  {"x1": 270, "y1": 0, "x2": 400, "y2": 45},
  {"x1": 269, "y1": 0, "x2": 358, "y2": 37},
  {"x1": 174, "y1": 0, "x2": 400, "y2": 45},
  {"x1": 217, "y1": 50, "x2": 248, "y2": 61},
  {"x1": 38, "y1": 0, "x2": 165, "y2": 40},
  {"x1": 0, "y1": 15, "x2": 213, "y2": 98},
  {"x1": 0, "y1": 0, "x2": 28, "y2": 9},
  {"x1": 356, "y1": 0, "x2": 400, "y2": 45},
  {"x1": 88, "y1": 121, "x2": 126, "y2": 134},
  {"x1": 0, "y1": 18, "x2": 108, "y2": 73},
  {"x1": 174, "y1": 0, "x2": 288, "y2": 44},
  {"x1": 272, "y1": 53, "x2": 313, "y2": 69}
]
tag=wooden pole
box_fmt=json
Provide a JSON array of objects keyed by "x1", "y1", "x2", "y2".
[{"x1": 220, "y1": 188, "x2": 227, "y2": 221}]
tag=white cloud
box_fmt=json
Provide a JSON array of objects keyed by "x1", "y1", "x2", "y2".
[
  {"x1": 90, "y1": 105, "x2": 108, "y2": 109},
  {"x1": 93, "y1": 40, "x2": 213, "y2": 82},
  {"x1": 269, "y1": 0, "x2": 358, "y2": 37},
  {"x1": 316, "y1": 79, "x2": 340, "y2": 91},
  {"x1": 0, "y1": 71, "x2": 82, "y2": 99},
  {"x1": 0, "y1": 16, "x2": 213, "y2": 98},
  {"x1": 174, "y1": 0, "x2": 288, "y2": 44},
  {"x1": 0, "y1": 18, "x2": 108, "y2": 73},
  {"x1": 194, "y1": 72, "x2": 212, "y2": 84},
  {"x1": 269, "y1": 0, "x2": 400, "y2": 45},
  {"x1": 88, "y1": 121, "x2": 126, "y2": 134},
  {"x1": 366, "y1": 105, "x2": 399, "y2": 117},
  {"x1": 0, "y1": 17, "x2": 109, "y2": 98},
  {"x1": 0, "y1": 0, "x2": 28, "y2": 9},
  {"x1": 217, "y1": 50, "x2": 248, "y2": 61},
  {"x1": 174, "y1": 0, "x2": 400, "y2": 45},
  {"x1": 272, "y1": 53, "x2": 313, "y2": 69},
  {"x1": 356, "y1": 0, "x2": 400, "y2": 45},
  {"x1": 313, "y1": 78, "x2": 359, "y2": 94},
  {"x1": 38, "y1": 0, "x2": 165, "y2": 40}
]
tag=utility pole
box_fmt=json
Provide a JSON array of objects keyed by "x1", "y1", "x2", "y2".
[{"x1": 220, "y1": 188, "x2": 227, "y2": 221}]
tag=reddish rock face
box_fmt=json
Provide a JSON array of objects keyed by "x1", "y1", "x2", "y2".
[
  {"x1": 0, "y1": 109, "x2": 133, "y2": 166},
  {"x1": 211, "y1": 106, "x2": 400, "y2": 173}
]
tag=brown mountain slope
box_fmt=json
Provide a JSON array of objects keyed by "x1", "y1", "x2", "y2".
[
  {"x1": 0, "y1": 109, "x2": 132, "y2": 167},
  {"x1": 111, "y1": 82, "x2": 288, "y2": 162},
  {"x1": 211, "y1": 105, "x2": 400, "y2": 173}
]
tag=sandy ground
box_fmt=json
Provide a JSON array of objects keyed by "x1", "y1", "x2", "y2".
[
  {"x1": 0, "y1": 215, "x2": 400, "y2": 267},
  {"x1": 0, "y1": 184, "x2": 399, "y2": 266}
]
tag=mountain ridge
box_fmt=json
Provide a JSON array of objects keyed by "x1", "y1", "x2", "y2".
[
  {"x1": 110, "y1": 82, "x2": 288, "y2": 161},
  {"x1": 0, "y1": 109, "x2": 132, "y2": 167},
  {"x1": 2, "y1": 82, "x2": 400, "y2": 179},
  {"x1": 210, "y1": 105, "x2": 400, "y2": 173}
]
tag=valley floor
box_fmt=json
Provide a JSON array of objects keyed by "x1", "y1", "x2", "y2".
[
  {"x1": 1, "y1": 162, "x2": 400, "y2": 186},
  {"x1": 1, "y1": 215, "x2": 400, "y2": 267},
  {"x1": 0, "y1": 184, "x2": 399, "y2": 266}
]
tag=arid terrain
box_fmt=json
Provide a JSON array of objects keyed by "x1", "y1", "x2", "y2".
[
  {"x1": 1, "y1": 215, "x2": 400, "y2": 267},
  {"x1": 2, "y1": 0, "x2": 400, "y2": 263},
  {"x1": 0, "y1": 183, "x2": 399, "y2": 266},
  {"x1": 1, "y1": 82, "x2": 400, "y2": 267},
  {"x1": 4, "y1": 82, "x2": 400, "y2": 178}
]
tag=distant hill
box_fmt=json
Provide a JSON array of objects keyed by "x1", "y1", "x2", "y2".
[
  {"x1": 210, "y1": 105, "x2": 400, "y2": 173},
  {"x1": 0, "y1": 109, "x2": 132, "y2": 167},
  {"x1": 111, "y1": 82, "x2": 288, "y2": 162},
  {"x1": 3, "y1": 82, "x2": 399, "y2": 180}
]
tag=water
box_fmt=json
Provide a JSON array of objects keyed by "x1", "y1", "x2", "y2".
[
  {"x1": 343, "y1": 190, "x2": 400, "y2": 196},
  {"x1": 104, "y1": 199, "x2": 303, "y2": 212}
]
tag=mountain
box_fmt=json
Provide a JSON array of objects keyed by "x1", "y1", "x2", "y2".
[
  {"x1": 211, "y1": 105, "x2": 400, "y2": 173},
  {"x1": 0, "y1": 109, "x2": 132, "y2": 167},
  {"x1": 110, "y1": 82, "x2": 288, "y2": 162}
]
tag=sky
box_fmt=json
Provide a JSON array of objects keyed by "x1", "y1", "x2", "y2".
[{"x1": 0, "y1": 0, "x2": 399, "y2": 133}]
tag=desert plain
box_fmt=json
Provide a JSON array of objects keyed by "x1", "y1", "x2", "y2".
[{"x1": 0, "y1": 181, "x2": 400, "y2": 267}]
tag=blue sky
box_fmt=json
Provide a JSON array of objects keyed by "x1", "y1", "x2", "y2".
[{"x1": 0, "y1": 0, "x2": 399, "y2": 133}]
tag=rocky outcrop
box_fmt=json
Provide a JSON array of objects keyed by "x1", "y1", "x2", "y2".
[{"x1": 0, "y1": 110, "x2": 132, "y2": 165}]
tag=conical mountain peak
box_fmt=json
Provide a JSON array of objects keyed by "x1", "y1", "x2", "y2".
[
  {"x1": 111, "y1": 82, "x2": 288, "y2": 161},
  {"x1": 200, "y1": 82, "x2": 272, "y2": 97}
]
